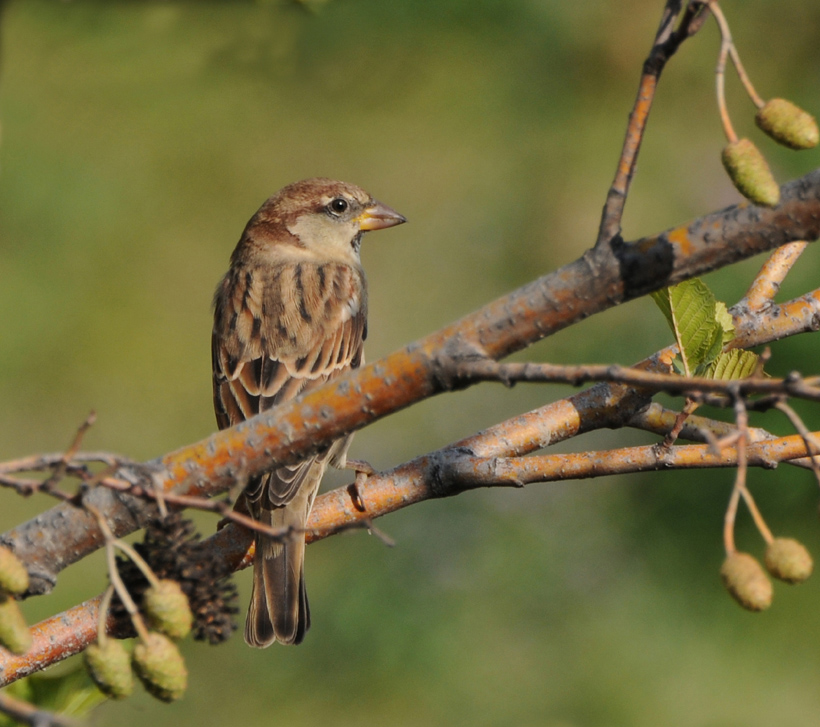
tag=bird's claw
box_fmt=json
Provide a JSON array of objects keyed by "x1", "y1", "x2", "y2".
[{"x1": 344, "y1": 459, "x2": 375, "y2": 512}]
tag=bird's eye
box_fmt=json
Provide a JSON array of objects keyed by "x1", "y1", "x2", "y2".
[{"x1": 328, "y1": 198, "x2": 349, "y2": 215}]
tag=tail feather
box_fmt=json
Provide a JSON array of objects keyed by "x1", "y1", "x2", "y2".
[{"x1": 244, "y1": 506, "x2": 310, "y2": 647}]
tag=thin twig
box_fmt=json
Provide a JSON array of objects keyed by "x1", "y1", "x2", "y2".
[
  {"x1": 731, "y1": 394, "x2": 774, "y2": 544},
  {"x1": 39, "y1": 412, "x2": 96, "y2": 499},
  {"x1": 596, "y1": 0, "x2": 710, "y2": 246},
  {"x1": 708, "y1": 1, "x2": 765, "y2": 108},
  {"x1": 451, "y1": 359, "x2": 820, "y2": 402},
  {"x1": 96, "y1": 584, "x2": 115, "y2": 647},
  {"x1": 84, "y1": 504, "x2": 150, "y2": 642},
  {"x1": 659, "y1": 398, "x2": 700, "y2": 448},
  {"x1": 632, "y1": 401, "x2": 820, "y2": 470},
  {"x1": 723, "y1": 475, "x2": 741, "y2": 555},
  {"x1": 712, "y1": 1, "x2": 737, "y2": 143}
]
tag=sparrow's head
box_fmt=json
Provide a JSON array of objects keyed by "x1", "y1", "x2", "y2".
[{"x1": 251, "y1": 178, "x2": 406, "y2": 264}]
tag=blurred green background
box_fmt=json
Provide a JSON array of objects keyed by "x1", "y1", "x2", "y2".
[{"x1": 2, "y1": 1, "x2": 820, "y2": 725}]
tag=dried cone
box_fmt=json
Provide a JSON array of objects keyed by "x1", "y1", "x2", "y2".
[
  {"x1": 143, "y1": 580, "x2": 193, "y2": 641},
  {"x1": 132, "y1": 633, "x2": 187, "y2": 703},
  {"x1": 85, "y1": 639, "x2": 134, "y2": 700},
  {"x1": 720, "y1": 552, "x2": 772, "y2": 611},
  {"x1": 764, "y1": 537, "x2": 813, "y2": 584},
  {"x1": 721, "y1": 138, "x2": 780, "y2": 207},
  {"x1": 0, "y1": 547, "x2": 29, "y2": 596},
  {"x1": 0, "y1": 594, "x2": 32, "y2": 654},
  {"x1": 755, "y1": 98, "x2": 819, "y2": 150}
]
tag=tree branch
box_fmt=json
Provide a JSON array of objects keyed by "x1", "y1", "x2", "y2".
[
  {"x1": 3, "y1": 423, "x2": 817, "y2": 686},
  {"x1": 1, "y1": 168, "x2": 819, "y2": 685},
  {"x1": 4, "y1": 169, "x2": 820, "y2": 596},
  {"x1": 449, "y1": 360, "x2": 820, "y2": 401}
]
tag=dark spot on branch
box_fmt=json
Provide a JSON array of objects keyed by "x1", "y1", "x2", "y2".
[{"x1": 611, "y1": 233, "x2": 675, "y2": 300}]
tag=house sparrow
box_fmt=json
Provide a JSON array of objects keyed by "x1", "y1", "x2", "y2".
[{"x1": 212, "y1": 178, "x2": 406, "y2": 647}]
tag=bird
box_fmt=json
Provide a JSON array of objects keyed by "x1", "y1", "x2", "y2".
[{"x1": 211, "y1": 178, "x2": 406, "y2": 647}]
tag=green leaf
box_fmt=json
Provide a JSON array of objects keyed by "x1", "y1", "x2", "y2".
[
  {"x1": 715, "y1": 301, "x2": 736, "y2": 346},
  {"x1": 0, "y1": 669, "x2": 108, "y2": 726},
  {"x1": 698, "y1": 325, "x2": 725, "y2": 375},
  {"x1": 707, "y1": 349, "x2": 760, "y2": 380},
  {"x1": 671, "y1": 357, "x2": 687, "y2": 376},
  {"x1": 650, "y1": 289, "x2": 674, "y2": 330},
  {"x1": 652, "y1": 279, "x2": 724, "y2": 376}
]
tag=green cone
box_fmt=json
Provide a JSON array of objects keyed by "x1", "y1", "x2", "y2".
[
  {"x1": 720, "y1": 552, "x2": 772, "y2": 611},
  {"x1": 756, "y1": 98, "x2": 819, "y2": 150},
  {"x1": 721, "y1": 138, "x2": 780, "y2": 207},
  {"x1": 85, "y1": 639, "x2": 134, "y2": 700},
  {"x1": 132, "y1": 633, "x2": 188, "y2": 703}
]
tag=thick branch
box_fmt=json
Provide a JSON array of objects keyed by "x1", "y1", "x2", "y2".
[
  {"x1": 2, "y1": 278, "x2": 819, "y2": 682},
  {"x1": 4, "y1": 168, "x2": 820, "y2": 595},
  {"x1": 3, "y1": 426, "x2": 817, "y2": 686},
  {"x1": 442, "y1": 432, "x2": 818, "y2": 488}
]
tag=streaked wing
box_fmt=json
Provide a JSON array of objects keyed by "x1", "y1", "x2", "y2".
[{"x1": 212, "y1": 260, "x2": 366, "y2": 504}]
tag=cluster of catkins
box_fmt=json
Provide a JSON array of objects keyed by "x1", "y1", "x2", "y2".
[
  {"x1": 721, "y1": 537, "x2": 813, "y2": 612},
  {"x1": 84, "y1": 513, "x2": 238, "y2": 703},
  {"x1": 722, "y1": 98, "x2": 819, "y2": 206}
]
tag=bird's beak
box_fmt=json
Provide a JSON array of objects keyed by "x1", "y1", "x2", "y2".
[{"x1": 355, "y1": 201, "x2": 407, "y2": 231}]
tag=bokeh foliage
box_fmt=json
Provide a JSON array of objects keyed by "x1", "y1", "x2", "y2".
[{"x1": 1, "y1": 1, "x2": 820, "y2": 725}]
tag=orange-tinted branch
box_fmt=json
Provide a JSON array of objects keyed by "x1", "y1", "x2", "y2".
[
  {"x1": 738, "y1": 242, "x2": 809, "y2": 312},
  {"x1": 4, "y1": 426, "x2": 817, "y2": 686},
  {"x1": 5, "y1": 169, "x2": 820, "y2": 598},
  {"x1": 2, "y1": 276, "x2": 820, "y2": 683}
]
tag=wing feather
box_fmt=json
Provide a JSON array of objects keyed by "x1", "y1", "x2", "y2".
[{"x1": 212, "y1": 260, "x2": 366, "y2": 506}]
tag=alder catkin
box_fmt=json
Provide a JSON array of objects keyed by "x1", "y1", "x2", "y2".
[
  {"x1": 85, "y1": 639, "x2": 134, "y2": 700},
  {"x1": 720, "y1": 552, "x2": 772, "y2": 611},
  {"x1": 764, "y1": 537, "x2": 813, "y2": 584},
  {"x1": 0, "y1": 547, "x2": 29, "y2": 596},
  {"x1": 755, "y1": 98, "x2": 819, "y2": 150},
  {"x1": 721, "y1": 139, "x2": 780, "y2": 207},
  {"x1": 143, "y1": 580, "x2": 193, "y2": 641},
  {"x1": 132, "y1": 633, "x2": 188, "y2": 703}
]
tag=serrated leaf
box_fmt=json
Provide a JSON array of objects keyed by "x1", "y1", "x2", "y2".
[
  {"x1": 698, "y1": 324, "x2": 725, "y2": 375},
  {"x1": 651, "y1": 289, "x2": 674, "y2": 330},
  {"x1": 707, "y1": 349, "x2": 760, "y2": 380},
  {"x1": 652, "y1": 279, "x2": 722, "y2": 376}
]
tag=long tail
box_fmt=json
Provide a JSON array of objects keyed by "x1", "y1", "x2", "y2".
[{"x1": 244, "y1": 504, "x2": 311, "y2": 647}]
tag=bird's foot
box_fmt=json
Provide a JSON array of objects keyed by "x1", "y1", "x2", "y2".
[{"x1": 344, "y1": 459, "x2": 375, "y2": 512}]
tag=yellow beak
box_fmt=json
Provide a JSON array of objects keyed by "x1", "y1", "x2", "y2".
[{"x1": 355, "y1": 201, "x2": 407, "y2": 232}]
